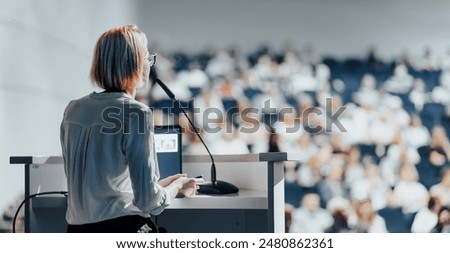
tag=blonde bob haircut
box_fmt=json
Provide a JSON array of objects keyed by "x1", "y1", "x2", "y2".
[{"x1": 90, "y1": 25, "x2": 147, "y2": 93}]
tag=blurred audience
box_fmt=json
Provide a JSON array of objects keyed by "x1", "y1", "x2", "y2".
[{"x1": 144, "y1": 44, "x2": 450, "y2": 233}]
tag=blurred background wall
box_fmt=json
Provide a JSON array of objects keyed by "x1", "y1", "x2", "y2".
[{"x1": 1, "y1": 0, "x2": 450, "y2": 212}]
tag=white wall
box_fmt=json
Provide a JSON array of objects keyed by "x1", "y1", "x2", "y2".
[
  {"x1": 0, "y1": 0, "x2": 141, "y2": 212},
  {"x1": 1, "y1": 0, "x2": 450, "y2": 212},
  {"x1": 141, "y1": 0, "x2": 450, "y2": 59}
]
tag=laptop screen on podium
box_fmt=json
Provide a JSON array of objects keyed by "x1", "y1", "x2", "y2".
[{"x1": 154, "y1": 125, "x2": 182, "y2": 179}]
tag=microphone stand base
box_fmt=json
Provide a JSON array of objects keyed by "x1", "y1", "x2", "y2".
[{"x1": 197, "y1": 180, "x2": 239, "y2": 195}]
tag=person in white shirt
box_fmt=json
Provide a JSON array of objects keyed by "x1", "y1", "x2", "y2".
[
  {"x1": 210, "y1": 125, "x2": 250, "y2": 155},
  {"x1": 289, "y1": 64, "x2": 318, "y2": 94},
  {"x1": 431, "y1": 71, "x2": 450, "y2": 104},
  {"x1": 403, "y1": 115, "x2": 431, "y2": 149},
  {"x1": 286, "y1": 133, "x2": 318, "y2": 164},
  {"x1": 236, "y1": 105, "x2": 269, "y2": 153},
  {"x1": 296, "y1": 155, "x2": 322, "y2": 188},
  {"x1": 353, "y1": 74, "x2": 380, "y2": 107},
  {"x1": 409, "y1": 79, "x2": 427, "y2": 112},
  {"x1": 290, "y1": 193, "x2": 333, "y2": 233},
  {"x1": 350, "y1": 163, "x2": 390, "y2": 211},
  {"x1": 385, "y1": 96, "x2": 410, "y2": 129},
  {"x1": 183, "y1": 130, "x2": 210, "y2": 156},
  {"x1": 273, "y1": 108, "x2": 303, "y2": 150},
  {"x1": 368, "y1": 111, "x2": 396, "y2": 145},
  {"x1": 411, "y1": 196, "x2": 441, "y2": 233},
  {"x1": 61, "y1": 25, "x2": 199, "y2": 233},
  {"x1": 430, "y1": 169, "x2": 450, "y2": 206},
  {"x1": 317, "y1": 160, "x2": 347, "y2": 205},
  {"x1": 182, "y1": 63, "x2": 209, "y2": 90},
  {"x1": 383, "y1": 63, "x2": 414, "y2": 94},
  {"x1": 278, "y1": 51, "x2": 302, "y2": 78},
  {"x1": 344, "y1": 147, "x2": 365, "y2": 187},
  {"x1": 192, "y1": 87, "x2": 225, "y2": 130},
  {"x1": 391, "y1": 164, "x2": 428, "y2": 214}
]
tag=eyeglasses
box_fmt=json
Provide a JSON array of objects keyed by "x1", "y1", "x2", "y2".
[{"x1": 148, "y1": 53, "x2": 157, "y2": 67}]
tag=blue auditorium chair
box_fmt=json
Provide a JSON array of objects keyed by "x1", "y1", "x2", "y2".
[
  {"x1": 378, "y1": 207, "x2": 412, "y2": 233},
  {"x1": 420, "y1": 103, "x2": 445, "y2": 131}
]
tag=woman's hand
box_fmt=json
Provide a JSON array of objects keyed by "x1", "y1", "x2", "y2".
[
  {"x1": 177, "y1": 178, "x2": 204, "y2": 198},
  {"x1": 159, "y1": 173, "x2": 187, "y2": 188},
  {"x1": 163, "y1": 175, "x2": 203, "y2": 199}
]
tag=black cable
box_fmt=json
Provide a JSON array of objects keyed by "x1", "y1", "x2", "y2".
[{"x1": 12, "y1": 191, "x2": 68, "y2": 233}]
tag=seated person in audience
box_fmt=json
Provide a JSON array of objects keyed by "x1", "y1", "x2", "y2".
[
  {"x1": 193, "y1": 87, "x2": 225, "y2": 129},
  {"x1": 217, "y1": 77, "x2": 244, "y2": 101},
  {"x1": 350, "y1": 199, "x2": 387, "y2": 233},
  {"x1": 325, "y1": 197, "x2": 354, "y2": 233},
  {"x1": 350, "y1": 163, "x2": 390, "y2": 211},
  {"x1": 182, "y1": 62, "x2": 209, "y2": 91},
  {"x1": 344, "y1": 147, "x2": 365, "y2": 187},
  {"x1": 296, "y1": 154, "x2": 322, "y2": 188},
  {"x1": 431, "y1": 74, "x2": 450, "y2": 104},
  {"x1": 325, "y1": 208, "x2": 353, "y2": 233},
  {"x1": 290, "y1": 193, "x2": 333, "y2": 233},
  {"x1": 341, "y1": 103, "x2": 373, "y2": 145},
  {"x1": 414, "y1": 131, "x2": 450, "y2": 184},
  {"x1": 210, "y1": 123, "x2": 250, "y2": 155},
  {"x1": 431, "y1": 206, "x2": 450, "y2": 233},
  {"x1": 273, "y1": 108, "x2": 303, "y2": 150},
  {"x1": 183, "y1": 129, "x2": 210, "y2": 156},
  {"x1": 409, "y1": 79, "x2": 427, "y2": 112},
  {"x1": 414, "y1": 47, "x2": 438, "y2": 71},
  {"x1": 317, "y1": 156, "x2": 348, "y2": 205},
  {"x1": 380, "y1": 142, "x2": 417, "y2": 187},
  {"x1": 429, "y1": 126, "x2": 450, "y2": 163},
  {"x1": 278, "y1": 51, "x2": 302, "y2": 78},
  {"x1": 386, "y1": 131, "x2": 420, "y2": 165},
  {"x1": 430, "y1": 169, "x2": 450, "y2": 206},
  {"x1": 205, "y1": 50, "x2": 235, "y2": 77},
  {"x1": 386, "y1": 95, "x2": 410, "y2": 129},
  {"x1": 289, "y1": 64, "x2": 318, "y2": 94},
  {"x1": 237, "y1": 105, "x2": 270, "y2": 153},
  {"x1": 329, "y1": 133, "x2": 351, "y2": 154},
  {"x1": 411, "y1": 196, "x2": 441, "y2": 233},
  {"x1": 390, "y1": 164, "x2": 428, "y2": 215},
  {"x1": 368, "y1": 110, "x2": 396, "y2": 146},
  {"x1": 402, "y1": 114, "x2": 431, "y2": 149},
  {"x1": 353, "y1": 74, "x2": 380, "y2": 107},
  {"x1": 383, "y1": 63, "x2": 414, "y2": 94},
  {"x1": 251, "y1": 54, "x2": 277, "y2": 83},
  {"x1": 315, "y1": 64, "x2": 331, "y2": 89},
  {"x1": 285, "y1": 133, "x2": 318, "y2": 164}
]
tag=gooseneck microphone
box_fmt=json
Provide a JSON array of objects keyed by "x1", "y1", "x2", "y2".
[{"x1": 156, "y1": 79, "x2": 239, "y2": 194}]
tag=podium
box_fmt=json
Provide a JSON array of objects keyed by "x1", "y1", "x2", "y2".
[{"x1": 10, "y1": 152, "x2": 299, "y2": 233}]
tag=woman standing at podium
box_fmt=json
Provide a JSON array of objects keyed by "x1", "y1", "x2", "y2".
[{"x1": 60, "y1": 25, "x2": 198, "y2": 232}]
